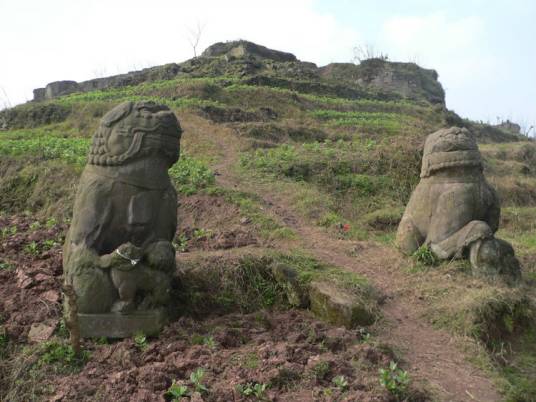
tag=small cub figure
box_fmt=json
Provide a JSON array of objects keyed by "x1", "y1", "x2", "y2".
[{"x1": 109, "y1": 241, "x2": 175, "y2": 313}]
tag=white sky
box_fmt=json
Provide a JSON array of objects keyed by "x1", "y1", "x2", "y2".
[{"x1": 1, "y1": 0, "x2": 534, "y2": 133}]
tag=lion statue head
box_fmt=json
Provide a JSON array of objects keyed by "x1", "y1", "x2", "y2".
[{"x1": 88, "y1": 101, "x2": 182, "y2": 167}]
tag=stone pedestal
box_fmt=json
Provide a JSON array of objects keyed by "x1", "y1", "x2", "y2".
[{"x1": 78, "y1": 309, "x2": 167, "y2": 338}]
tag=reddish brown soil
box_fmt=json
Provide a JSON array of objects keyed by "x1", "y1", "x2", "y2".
[
  {"x1": 1, "y1": 214, "x2": 426, "y2": 402},
  {"x1": 49, "y1": 312, "x2": 410, "y2": 402},
  {"x1": 0, "y1": 215, "x2": 65, "y2": 341},
  {"x1": 177, "y1": 194, "x2": 258, "y2": 251}
]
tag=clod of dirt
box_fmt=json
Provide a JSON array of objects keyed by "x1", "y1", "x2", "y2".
[{"x1": 28, "y1": 320, "x2": 58, "y2": 343}]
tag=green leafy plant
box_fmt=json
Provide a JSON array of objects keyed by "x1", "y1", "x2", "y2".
[
  {"x1": 45, "y1": 217, "x2": 58, "y2": 228},
  {"x1": 173, "y1": 233, "x2": 188, "y2": 252},
  {"x1": 190, "y1": 368, "x2": 208, "y2": 394},
  {"x1": 312, "y1": 361, "x2": 330, "y2": 380},
  {"x1": 412, "y1": 245, "x2": 440, "y2": 266},
  {"x1": 379, "y1": 361, "x2": 410, "y2": 397},
  {"x1": 0, "y1": 261, "x2": 13, "y2": 271},
  {"x1": 193, "y1": 228, "x2": 212, "y2": 240},
  {"x1": 24, "y1": 241, "x2": 40, "y2": 256},
  {"x1": 133, "y1": 332, "x2": 147, "y2": 349},
  {"x1": 166, "y1": 381, "x2": 189, "y2": 400},
  {"x1": 1, "y1": 226, "x2": 17, "y2": 238},
  {"x1": 190, "y1": 333, "x2": 204, "y2": 345},
  {"x1": 332, "y1": 375, "x2": 349, "y2": 391},
  {"x1": 0, "y1": 136, "x2": 91, "y2": 165},
  {"x1": 94, "y1": 336, "x2": 109, "y2": 345},
  {"x1": 29, "y1": 221, "x2": 41, "y2": 230},
  {"x1": 358, "y1": 328, "x2": 372, "y2": 343},
  {"x1": 242, "y1": 352, "x2": 260, "y2": 369},
  {"x1": 42, "y1": 239, "x2": 58, "y2": 250},
  {"x1": 236, "y1": 382, "x2": 268, "y2": 398},
  {"x1": 203, "y1": 336, "x2": 217, "y2": 349}
]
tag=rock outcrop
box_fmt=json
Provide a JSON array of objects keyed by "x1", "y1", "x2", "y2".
[
  {"x1": 494, "y1": 120, "x2": 522, "y2": 135},
  {"x1": 320, "y1": 58, "x2": 445, "y2": 104},
  {"x1": 201, "y1": 40, "x2": 298, "y2": 62}
]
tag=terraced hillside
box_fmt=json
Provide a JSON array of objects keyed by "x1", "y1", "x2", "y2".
[{"x1": 1, "y1": 41, "x2": 535, "y2": 402}]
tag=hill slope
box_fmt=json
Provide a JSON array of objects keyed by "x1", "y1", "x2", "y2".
[{"x1": 1, "y1": 40, "x2": 535, "y2": 401}]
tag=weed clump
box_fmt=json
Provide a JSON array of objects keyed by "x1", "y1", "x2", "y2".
[
  {"x1": 379, "y1": 361, "x2": 410, "y2": 398},
  {"x1": 412, "y1": 245, "x2": 440, "y2": 266},
  {"x1": 38, "y1": 341, "x2": 90, "y2": 374},
  {"x1": 236, "y1": 382, "x2": 268, "y2": 398}
]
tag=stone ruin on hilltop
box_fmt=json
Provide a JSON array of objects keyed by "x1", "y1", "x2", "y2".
[{"x1": 32, "y1": 40, "x2": 445, "y2": 105}]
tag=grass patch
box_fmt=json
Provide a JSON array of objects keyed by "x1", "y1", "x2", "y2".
[
  {"x1": 407, "y1": 259, "x2": 536, "y2": 400},
  {"x1": 0, "y1": 157, "x2": 79, "y2": 219},
  {"x1": 240, "y1": 139, "x2": 419, "y2": 202},
  {"x1": 501, "y1": 329, "x2": 536, "y2": 402},
  {"x1": 239, "y1": 139, "x2": 420, "y2": 235},
  {"x1": 37, "y1": 341, "x2": 90, "y2": 373},
  {"x1": 175, "y1": 250, "x2": 377, "y2": 320},
  {"x1": 428, "y1": 284, "x2": 534, "y2": 347},
  {"x1": 176, "y1": 253, "x2": 291, "y2": 315},
  {"x1": 412, "y1": 245, "x2": 440, "y2": 267},
  {"x1": 0, "y1": 340, "x2": 89, "y2": 401}
]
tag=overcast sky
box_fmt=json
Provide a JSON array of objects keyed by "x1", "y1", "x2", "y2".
[{"x1": 1, "y1": 0, "x2": 534, "y2": 133}]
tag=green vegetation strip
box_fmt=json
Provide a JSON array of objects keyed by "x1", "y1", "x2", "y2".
[
  {"x1": 310, "y1": 110, "x2": 418, "y2": 132},
  {"x1": 0, "y1": 134, "x2": 215, "y2": 195},
  {"x1": 227, "y1": 83, "x2": 434, "y2": 115},
  {"x1": 54, "y1": 77, "x2": 236, "y2": 106},
  {"x1": 0, "y1": 136, "x2": 90, "y2": 165}
]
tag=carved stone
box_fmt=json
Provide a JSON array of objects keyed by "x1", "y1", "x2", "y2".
[
  {"x1": 396, "y1": 127, "x2": 520, "y2": 282},
  {"x1": 63, "y1": 101, "x2": 182, "y2": 336}
]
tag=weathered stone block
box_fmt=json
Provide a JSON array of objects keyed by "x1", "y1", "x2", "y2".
[
  {"x1": 45, "y1": 80, "x2": 79, "y2": 99},
  {"x1": 32, "y1": 88, "x2": 46, "y2": 102},
  {"x1": 309, "y1": 281, "x2": 376, "y2": 328}
]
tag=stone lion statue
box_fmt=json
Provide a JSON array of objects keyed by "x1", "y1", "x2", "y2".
[
  {"x1": 396, "y1": 127, "x2": 520, "y2": 282},
  {"x1": 63, "y1": 101, "x2": 181, "y2": 314}
]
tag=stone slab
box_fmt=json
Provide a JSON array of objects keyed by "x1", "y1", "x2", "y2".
[
  {"x1": 78, "y1": 309, "x2": 167, "y2": 338},
  {"x1": 309, "y1": 281, "x2": 376, "y2": 328}
]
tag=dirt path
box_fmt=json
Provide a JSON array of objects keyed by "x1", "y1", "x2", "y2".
[
  {"x1": 255, "y1": 193, "x2": 499, "y2": 402},
  {"x1": 182, "y1": 118, "x2": 502, "y2": 402}
]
